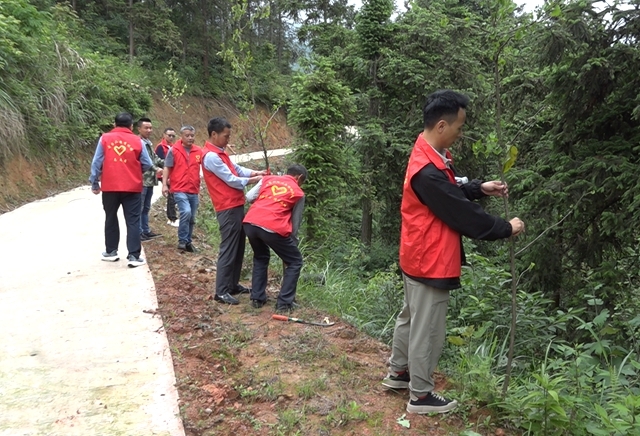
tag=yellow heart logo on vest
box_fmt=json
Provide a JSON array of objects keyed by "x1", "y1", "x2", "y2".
[
  {"x1": 271, "y1": 186, "x2": 288, "y2": 196},
  {"x1": 113, "y1": 145, "x2": 127, "y2": 156}
]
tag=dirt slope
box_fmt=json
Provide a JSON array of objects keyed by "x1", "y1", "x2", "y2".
[
  {"x1": 144, "y1": 194, "x2": 504, "y2": 436},
  {"x1": 0, "y1": 95, "x2": 292, "y2": 213}
]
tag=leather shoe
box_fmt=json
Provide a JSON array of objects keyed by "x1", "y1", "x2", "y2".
[
  {"x1": 229, "y1": 284, "x2": 251, "y2": 295},
  {"x1": 185, "y1": 243, "x2": 197, "y2": 253},
  {"x1": 214, "y1": 293, "x2": 239, "y2": 305},
  {"x1": 251, "y1": 299, "x2": 267, "y2": 308}
]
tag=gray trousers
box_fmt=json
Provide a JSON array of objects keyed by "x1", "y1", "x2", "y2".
[
  {"x1": 215, "y1": 206, "x2": 245, "y2": 296},
  {"x1": 389, "y1": 274, "x2": 450, "y2": 396}
]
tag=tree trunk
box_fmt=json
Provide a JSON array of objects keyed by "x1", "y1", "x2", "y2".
[
  {"x1": 360, "y1": 57, "x2": 380, "y2": 247},
  {"x1": 128, "y1": 0, "x2": 134, "y2": 63},
  {"x1": 201, "y1": 0, "x2": 209, "y2": 80},
  {"x1": 361, "y1": 197, "x2": 372, "y2": 246}
]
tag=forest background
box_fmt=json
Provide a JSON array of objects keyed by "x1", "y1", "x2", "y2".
[{"x1": 1, "y1": 0, "x2": 640, "y2": 434}]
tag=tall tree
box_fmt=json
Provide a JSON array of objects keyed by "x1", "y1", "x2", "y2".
[
  {"x1": 289, "y1": 59, "x2": 355, "y2": 243},
  {"x1": 354, "y1": 0, "x2": 393, "y2": 246},
  {"x1": 513, "y1": 0, "x2": 640, "y2": 313}
]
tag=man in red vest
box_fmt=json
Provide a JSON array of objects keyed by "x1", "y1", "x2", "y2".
[
  {"x1": 202, "y1": 117, "x2": 266, "y2": 305},
  {"x1": 155, "y1": 127, "x2": 179, "y2": 227},
  {"x1": 382, "y1": 90, "x2": 525, "y2": 414},
  {"x1": 89, "y1": 112, "x2": 153, "y2": 267},
  {"x1": 161, "y1": 125, "x2": 203, "y2": 252},
  {"x1": 243, "y1": 165, "x2": 307, "y2": 312}
]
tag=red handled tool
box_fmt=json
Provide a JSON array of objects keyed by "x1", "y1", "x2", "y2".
[{"x1": 272, "y1": 314, "x2": 335, "y2": 327}]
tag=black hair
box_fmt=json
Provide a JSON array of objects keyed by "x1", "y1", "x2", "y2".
[
  {"x1": 137, "y1": 117, "x2": 152, "y2": 127},
  {"x1": 207, "y1": 117, "x2": 232, "y2": 136},
  {"x1": 422, "y1": 90, "x2": 469, "y2": 129},
  {"x1": 164, "y1": 127, "x2": 175, "y2": 133},
  {"x1": 115, "y1": 112, "x2": 133, "y2": 128},
  {"x1": 287, "y1": 164, "x2": 308, "y2": 184}
]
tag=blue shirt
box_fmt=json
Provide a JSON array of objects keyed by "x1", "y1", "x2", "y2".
[
  {"x1": 202, "y1": 146, "x2": 253, "y2": 190},
  {"x1": 89, "y1": 137, "x2": 152, "y2": 190}
]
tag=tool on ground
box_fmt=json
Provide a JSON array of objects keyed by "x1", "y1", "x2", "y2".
[{"x1": 272, "y1": 314, "x2": 335, "y2": 327}]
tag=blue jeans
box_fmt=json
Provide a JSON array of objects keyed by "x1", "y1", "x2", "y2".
[
  {"x1": 173, "y1": 192, "x2": 199, "y2": 244},
  {"x1": 140, "y1": 186, "x2": 153, "y2": 235}
]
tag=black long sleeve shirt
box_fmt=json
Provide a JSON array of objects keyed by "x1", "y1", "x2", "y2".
[{"x1": 404, "y1": 163, "x2": 512, "y2": 290}]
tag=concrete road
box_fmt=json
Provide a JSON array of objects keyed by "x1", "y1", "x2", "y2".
[
  {"x1": 0, "y1": 187, "x2": 184, "y2": 435},
  {"x1": 228, "y1": 148, "x2": 291, "y2": 165}
]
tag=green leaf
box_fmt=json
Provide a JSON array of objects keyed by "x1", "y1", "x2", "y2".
[
  {"x1": 503, "y1": 145, "x2": 518, "y2": 174},
  {"x1": 551, "y1": 5, "x2": 562, "y2": 17},
  {"x1": 593, "y1": 309, "x2": 609, "y2": 326},
  {"x1": 396, "y1": 414, "x2": 410, "y2": 428},
  {"x1": 587, "y1": 298, "x2": 604, "y2": 306},
  {"x1": 448, "y1": 336, "x2": 466, "y2": 346}
]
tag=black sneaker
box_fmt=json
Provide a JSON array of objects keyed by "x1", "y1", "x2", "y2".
[
  {"x1": 178, "y1": 242, "x2": 187, "y2": 251},
  {"x1": 101, "y1": 250, "x2": 119, "y2": 262},
  {"x1": 145, "y1": 231, "x2": 162, "y2": 239},
  {"x1": 127, "y1": 255, "x2": 146, "y2": 268},
  {"x1": 140, "y1": 233, "x2": 151, "y2": 242},
  {"x1": 230, "y1": 284, "x2": 251, "y2": 295},
  {"x1": 381, "y1": 370, "x2": 410, "y2": 390},
  {"x1": 406, "y1": 392, "x2": 458, "y2": 414},
  {"x1": 185, "y1": 242, "x2": 197, "y2": 253},
  {"x1": 251, "y1": 299, "x2": 267, "y2": 309},
  {"x1": 275, "y1": 304, "x2": 294, "y2": 314}
]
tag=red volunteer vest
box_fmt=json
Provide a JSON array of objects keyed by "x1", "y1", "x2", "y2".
[
  {"x1": 202, "y1": 143, "x2": 246, "y2": 212},
  {"x1": 169, "y1": 140, "x2": 202, "y2": 194},
  {"x1": 244, "y1": 175, "x2": 304, "y2": 237},
  {"x1": 156, "y1": 139, "x2": 170, "y2": 159},
  {"x1": 399, "y1": 134, "x2": 461, "y2": 279},
  {"x1": 100, "y1": 127, "x2": 143, "y2": 192}
]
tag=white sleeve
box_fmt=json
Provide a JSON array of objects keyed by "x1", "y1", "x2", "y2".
[{"x1": 245, "y1": 180, "x2": 262, "y2": 203}]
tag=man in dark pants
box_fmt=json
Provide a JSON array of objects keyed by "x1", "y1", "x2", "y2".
[
  {"x1": 138, "y1": 117, "x2": 164, "y2": 241},
  {"x1": 89, "y1": 112, "x2": 152, "y2": 267},
  {"x1": 243, "y1": 165, "x2": 307, "y2": 312},
  {"x1": 202, "y1": 117, "x2": 266, "y2": 305},
  {"x1": 155, "y1": 127, "x2": 179, "y2": 227},
  {"x1": 381, "y1": 90, "x2": 525, "y2": 414}
]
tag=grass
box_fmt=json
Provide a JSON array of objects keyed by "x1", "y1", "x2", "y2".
[
  {"x1": 325, "y1": 400, "x2": 368, "y2": 428},
  {"x1": 296, "y1": 262, "x2": 403, "y2": 344},
  {"x1": 222, "y1": 320, "x2": 254, "y2": 347},
  {"x1": 275, "y1": 407, "x2": 305, "y2": 435},
  {"x1": 296, "y1": 374, "x2": 329, "y2": 399},
  {"x1": 280, "y1": 329, "x2": 336, "y2": 363}
]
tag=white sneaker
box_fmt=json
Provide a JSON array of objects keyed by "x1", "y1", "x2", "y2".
[
  {"x1": 167, "y1": 220, "x2": 179, "y2": 227},
  {"x1": 127, "y1": 255, "x2": 146, "y2": 268},
  {"x1": 101, "y1": 251, "x2": 119, "y2": 262}
]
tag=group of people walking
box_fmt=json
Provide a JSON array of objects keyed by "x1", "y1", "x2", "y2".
[
  {"x1": 89, "y1": 113, "x2": 307, "y2": 313},
  {"x1": 89, "y1": 89, "x2": 526, "y2": 416}
]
